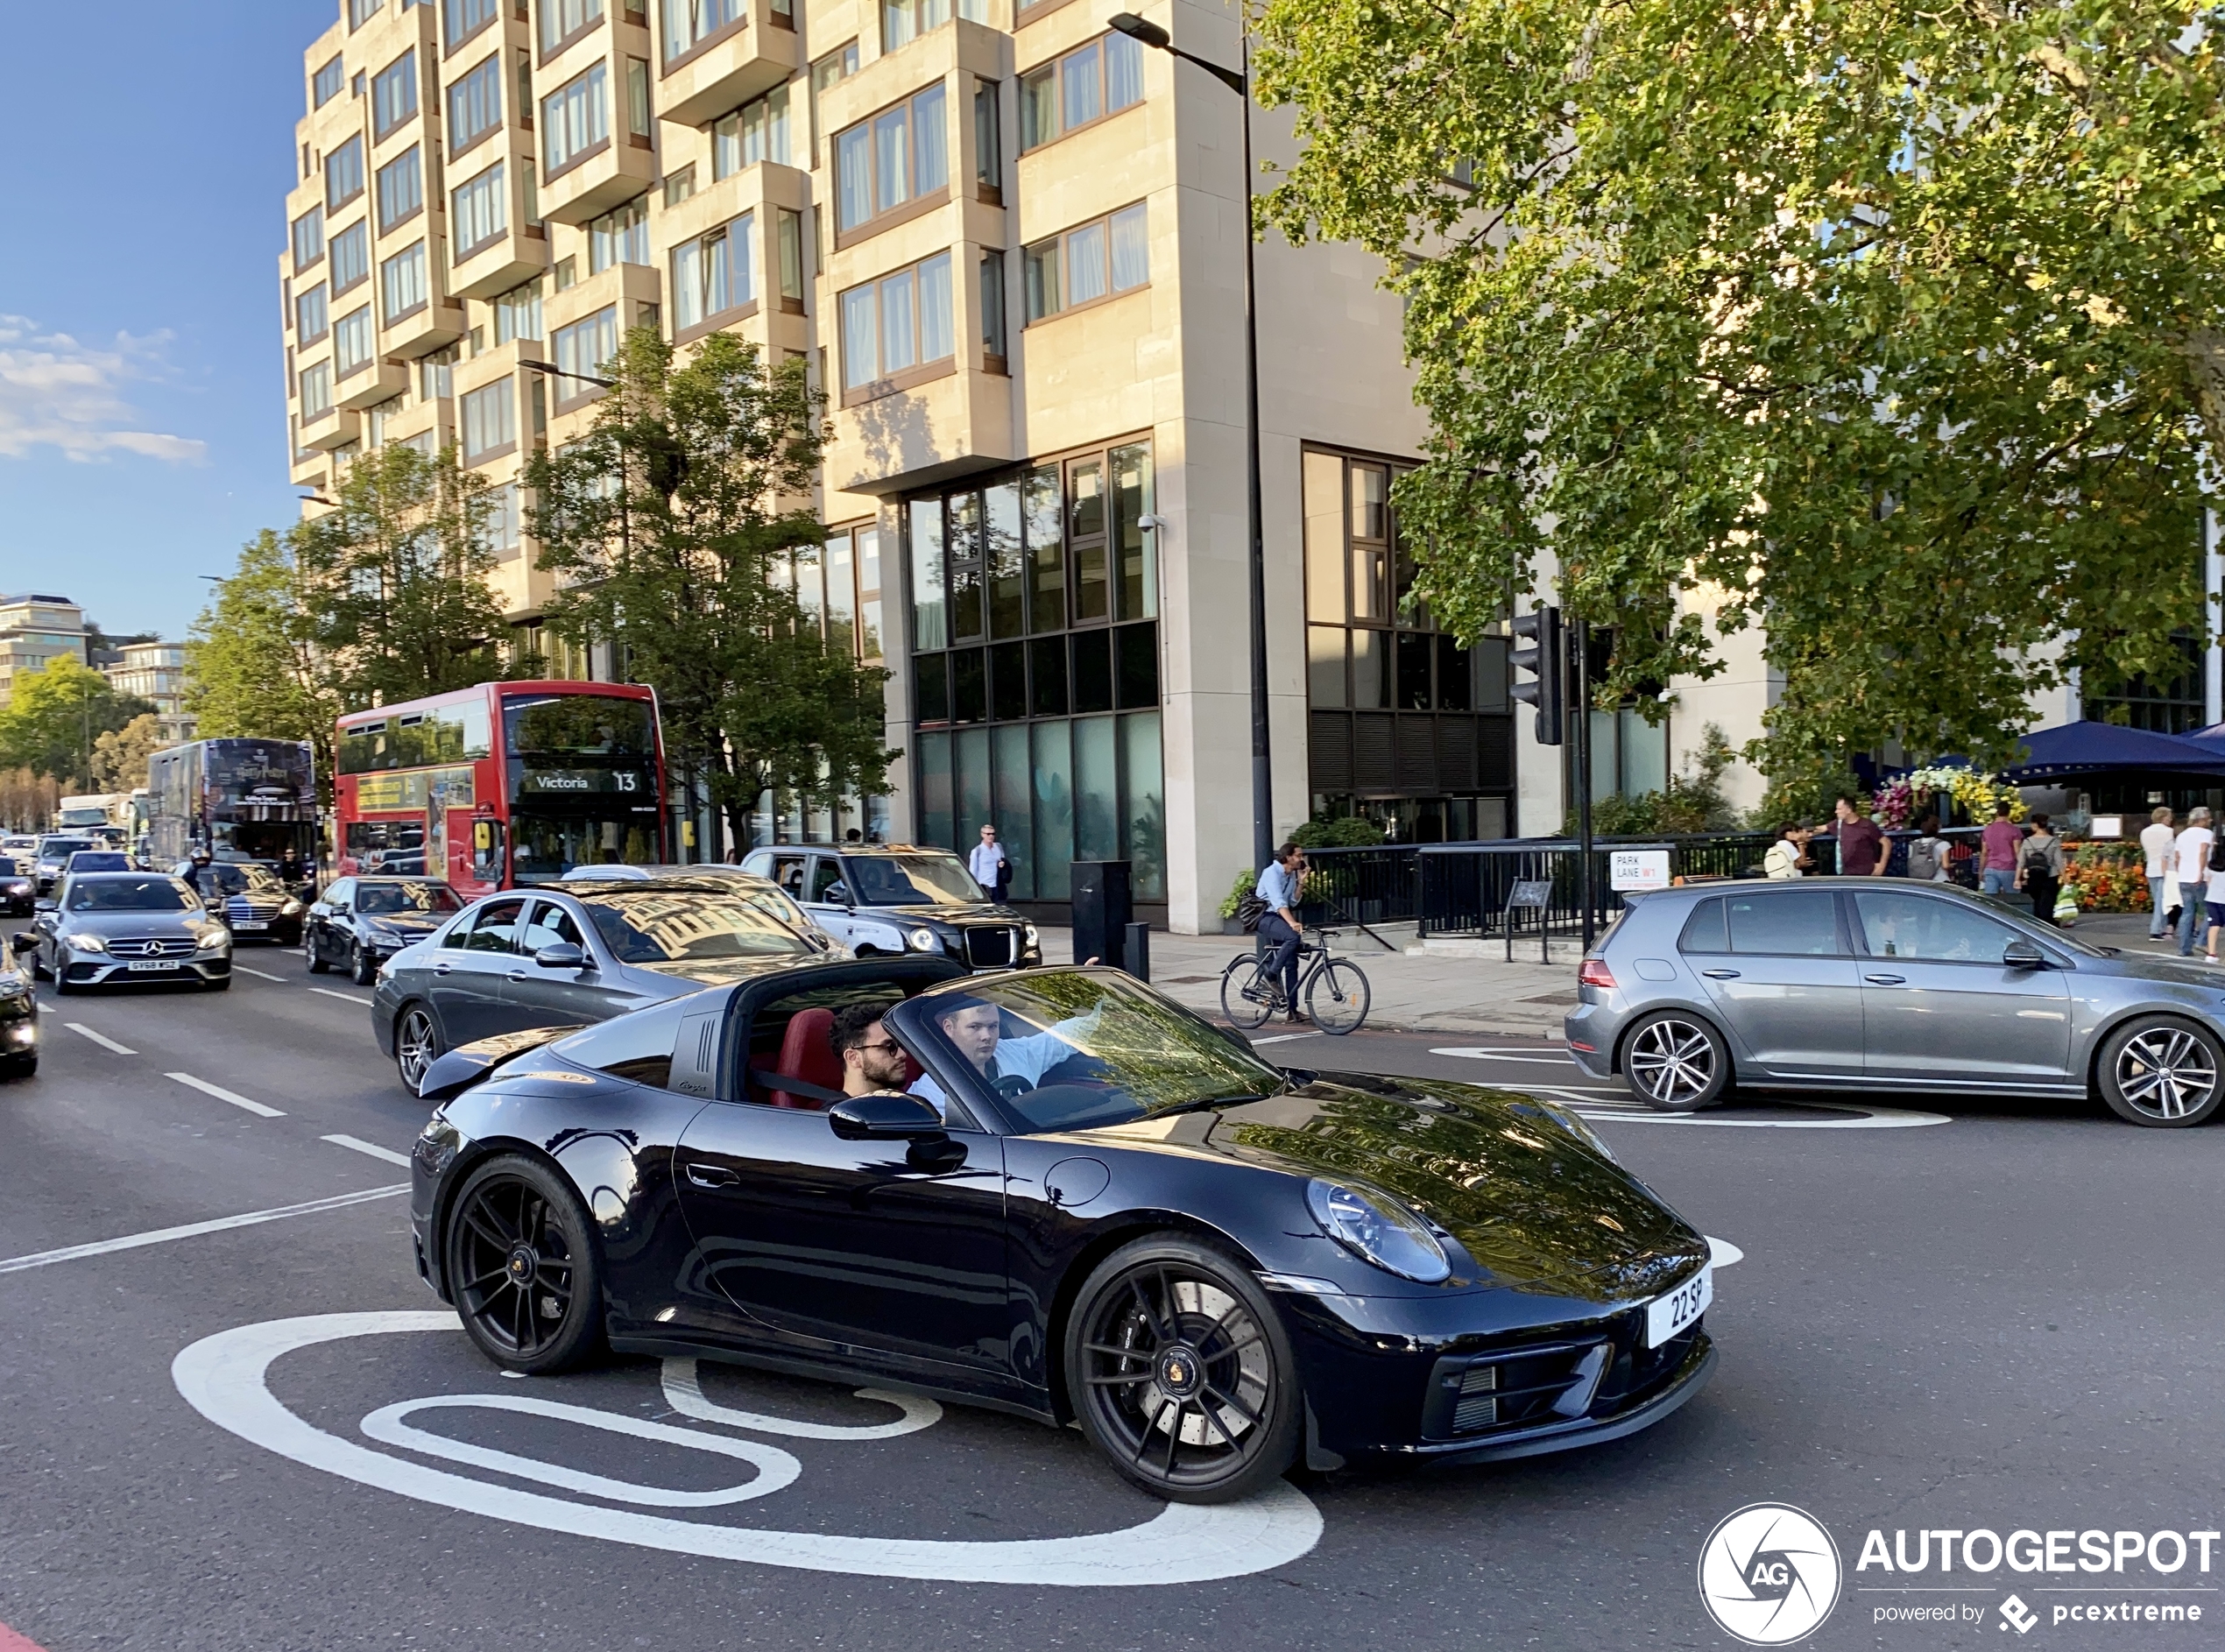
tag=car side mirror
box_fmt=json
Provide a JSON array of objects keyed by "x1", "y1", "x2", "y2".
[
  {"x1": 823, "y1": 881, "x2": 851, "y2": 908},
  {"x1": 32, "y1": 899, "x2": 55, "y2": 914},
  {"x1": 2003, "y1": 939, "x2": 2049, "y2": 970},
  {"x1": 828, "y1": 1093, "x2": 946, "y2": 1141},
  {"x1": 534, "y1": 942, "x2": 590, "y2": 971}
]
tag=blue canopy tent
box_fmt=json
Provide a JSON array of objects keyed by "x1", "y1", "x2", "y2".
[{"x1": 1999, "y1": 720, "x2": 2225, "y2": 782}]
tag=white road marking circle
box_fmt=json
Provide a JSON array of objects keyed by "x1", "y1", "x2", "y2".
[
  {"x1": 1573, "y1": 1100, "x2": 1949, "y2": 1129},
  {"x1": 661, "y1": 1359, "x2": 943, "y2": 1439},
  {"x1": 173, "y1": 1311, "x2": 1323, "y2": 1585},
  {"x1": 1706, "y1": 1237, "x2": 1744, "y2": 1269}
]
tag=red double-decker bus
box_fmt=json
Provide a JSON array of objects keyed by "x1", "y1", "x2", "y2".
[{"x1": 334, "y1": 681, "x2": 665, "y2": 895}]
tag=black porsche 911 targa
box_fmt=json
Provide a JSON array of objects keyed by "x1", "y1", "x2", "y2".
[{"x1": 408, "y1": 959, "x2": 1715, "y2": 1503}]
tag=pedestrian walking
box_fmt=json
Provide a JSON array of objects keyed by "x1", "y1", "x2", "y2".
[
  {"x1": 2141, "y1": 805, "x2": 2178, "y2": 938},
  {"x1": 1833, "y1": 795, "x2": 1887, "y2": 875},
  {"x1": 968, "y1": 823, "x2": 1012, "y2": 902},
  {"x1": 2174, "y1": 806, "x2": 2214, "y2": 956},
  {"x1": 1903, "y1": 815, "x2": 1950, "y2": 883},
  {"x1": 1763, "y1": 823, "x2": 1805, "y2": 879},
  {"x1": 1255, "y1": 842, "x2": 1308, "y2": 1024},
  {"x1": 2014, "y1": 813, "x2": 2065, "y2": 927},
  {"x1": 1978, "y1": 802, "x2": 2022, "y2": 898},
  {"x1": 2204, "y1": 836, "x2": 2225, "y2": 964}
]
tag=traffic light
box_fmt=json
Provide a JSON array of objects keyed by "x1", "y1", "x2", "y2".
[{"x1": 1509, "y1": 605, "x2": 1565, "y2": 745}]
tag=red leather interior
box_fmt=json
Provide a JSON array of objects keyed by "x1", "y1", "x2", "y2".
[{"x1": 765, "y1": 1006, "x2": 841, "y2": 1108}]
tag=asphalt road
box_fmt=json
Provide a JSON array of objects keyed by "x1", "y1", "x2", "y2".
[{"x1": 2, "y1": 931, "x2": 2221, "y2": 1651}]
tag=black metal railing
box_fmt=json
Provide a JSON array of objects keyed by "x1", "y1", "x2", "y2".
[{"x1": 1293, "y1": 845, "x2": 1422, "y2": 926}]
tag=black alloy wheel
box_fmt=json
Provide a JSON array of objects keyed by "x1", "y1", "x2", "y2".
[
  {"x1": 2097, "y1": 1015, "x2": 2225, "y2": 1127},
  {"x1": 444, "y1": 1156, "x2": 605, "y2": 1373},
  {"x1": 394, "y1": 1005, "x2": 441, "y2": 1091},
  {"x1": 1064, "y1": 1236, "x2": 1302, "y2": 1504},
  {"x1": 350, "y1": 942, "x2": 377, "y2": 986},
  {"x1": 305, "y1": 932, "x2": 329, "y2": 973},
  {"x1": 1621, "y1": 1010, "x2": 1732, "y2": 1112}
]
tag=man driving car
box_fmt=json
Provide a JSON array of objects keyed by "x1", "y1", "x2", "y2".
[{"x1": 909, "y1": 992, "x2": 1104, "y2": 1116}]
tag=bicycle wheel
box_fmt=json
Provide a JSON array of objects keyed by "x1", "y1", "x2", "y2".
[
  {"x1": 1219, "y1": 956, "x2": 1276, "y2": 1030},
  {"x1": 1305, "y1": 959, "x2": 1371, "y2": 1034}
]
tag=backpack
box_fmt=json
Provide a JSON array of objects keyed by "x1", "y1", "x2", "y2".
[
  {"x1": 1905, "y1": 838, "x2": 1944, "y2": 881},
  {"x1": 1234, "y1": 892, "x2": 1269, "y2": 933}
]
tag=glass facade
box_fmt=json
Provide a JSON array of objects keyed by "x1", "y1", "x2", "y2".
[
  {"x1": 1302, "y1": 446, "x2": 1515, "y2": 840},
  {"x1": 906, "y1": 441, "x2": 1165, "y2": 898}
]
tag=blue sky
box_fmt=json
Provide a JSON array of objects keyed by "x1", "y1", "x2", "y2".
[{"x1": 0, "y1": 2, "x2": 335, "y2": 642}]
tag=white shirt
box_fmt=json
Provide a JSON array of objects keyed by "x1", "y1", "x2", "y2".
[
  {"x1": 910, "y1": 1006, "x2": 1105, "y2": 1118},
  {"x1": 967, "y1": 841, "x2": 1007, "y2": 887},
  {"x1": 2142, "y1": 822, "x2": 2178, "y2": 880},
  {"x1": 2207, "y1": 867, "x2": 2225, "y2": 906},
  {"x1": 2175, "y1": 826, "x2": 2214, "y2": 885}
]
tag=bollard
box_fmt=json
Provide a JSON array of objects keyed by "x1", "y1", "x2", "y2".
[{"x1": 1122, "y1": 921, "x2": 1150, "y2": 982}]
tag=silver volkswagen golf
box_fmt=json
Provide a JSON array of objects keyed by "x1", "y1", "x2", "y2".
[{"x1": 1566, "y1": 881, "x2": 2225, "y2": 1127}]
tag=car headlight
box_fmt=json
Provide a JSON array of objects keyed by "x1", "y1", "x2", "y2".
[
  {"x1": 1305, "y1": 1179, "x2": 1452, "y2": 1283},
  {"x1": 908, "y1": 927, "x2": 940, "y2": 952},
  {"x1": 1530, "y1": 1098, "x2": 1620, "y2": 1166},
  {"x1": 281, "y1": 900, "x2": 304, "y2": 916},
  {"x1": 1023, "y1": 922, "x2": 1040, "y2": 949},
  {"x1": 62, "y1": 933, "x2": 107, "y2": 953},
  {"x1": 196, "y1": 929, "x2": 229, "y2": 951}
]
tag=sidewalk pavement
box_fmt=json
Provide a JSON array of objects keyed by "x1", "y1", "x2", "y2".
[{"x1": 1035, "y1": 924, "x2": 1580, "y2": 1037}]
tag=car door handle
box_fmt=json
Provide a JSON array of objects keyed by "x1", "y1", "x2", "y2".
[
  {"x1": 505, "y1": 971, "x2": 529, "y2": 983},
  {"x1": 433, "y1": 962, "x2": 453, "y2": 974},
  {"x1": 1700, "y1": 968, "x2": 1741, "y2": 979},
  {"x1": 1865, "y1": 973, "x2": 1906, "y2": 985},
  {"x1": 686, "y1": 1164, "x2": 739, "y2": 1189}
]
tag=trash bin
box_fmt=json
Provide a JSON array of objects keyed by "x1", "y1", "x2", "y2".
[{"x1": 1070, "y1": 860, "x2": 1132, "y2": 969}]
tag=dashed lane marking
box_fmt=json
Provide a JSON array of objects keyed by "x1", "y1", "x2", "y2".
[
  {"x1": 231, "y1": 964, "x2": 285, "y2": 982},
  {"x1": 166, "y1": 1071, "x2": 285, "y2": 1118},
  {"x1": 63, "y1": 1022, "x2": 135, "y2": 1055},
  {"x1": 0, "y1": 1185, "x2": 406, "y2": 1276},
  {"x1": 321, "y1": 1134, "x2": 411, "y2": 1168},
  {"x1": 307, "y1": 986, "x2": 374, "y2": 1006}
]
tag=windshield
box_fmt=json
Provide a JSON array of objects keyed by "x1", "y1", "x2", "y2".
[
  {"x1": 512, "y1": 815, "x2": 659, "y2": 884},
  {"x1": 67, "y1": 877, "x2": 195, "y2": 913},
  {"x1": 357, "y1": 881, "x2": 464, "y2": 915},
  {"x1": 0, "y1": 859, "x2": 17, "y2": 877},
  {"x1": 201, "y1": 865, "x2": 281, "y2": 896},
  {"x1": 844, "y1": 853, "x2": 985, "y2": 907},
  {"x1": 576, "y1": 890, "x2": 813, "y2": 964},
  {"x1": 39, "y1": 839, "x2": 94, "y2": 859},
  {"x1": 69, "y1": 854, "x2": 129, "y2": 871},
  {"x1": 915, "y1": 971, "x2": 1284, "y2": 1133}
]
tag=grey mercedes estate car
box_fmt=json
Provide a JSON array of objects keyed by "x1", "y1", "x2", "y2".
[{"x1": 1567, "y1": 880, "x2": 2225, "y2": 1127}]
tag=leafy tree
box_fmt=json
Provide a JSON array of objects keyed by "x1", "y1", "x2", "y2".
[
  {"x1": 0, "y1": 769, "x2": 60, "y2": 832},
  {"x1": 90, "y1": 713, "x2": 168, "y2": 793},
  {"x1": 1254, "y1": 0, "x2": 2225, "y2": 777},
  {"x1": 184, "y1": 529, "x2": 346, "y2": 794},
  {"x1": 525, "y1": 328, "x2": 895, "y2": 850},
  {"x1": 291, "y1": 441, "x2": 515, "y2": 709},
  {"x1": 0, "y1": 656, "x2": 157, "y2": 790}
]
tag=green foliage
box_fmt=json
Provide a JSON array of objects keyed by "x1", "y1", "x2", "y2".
[
  {"x1": 1254, "y1": 0, "x2": 2225, "y2": 782},
  {"x1": 1563, "y1": 723, "x2": 1743, "y2": 835},
  {"x1": 1291, "y1": 815, "x2": 1387, "y2": 849},
  {"x1": 90, "y1": 713, "x2": 167, "y2": 792},
  {"x1": 1219, "y1": 866, "x2": 1258, "y2": 920},
  {"x1": 184, "y1": 529, "x2": 347, "y2": 794},
  {"x1": 0, "y1": 656, "x2": 157, "y2": 790},
  {"x1": 526, "y1": 328, "x2": 895, "y2": 844}
]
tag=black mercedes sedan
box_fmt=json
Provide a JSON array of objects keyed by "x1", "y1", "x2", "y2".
[
  {"x1": 372, "y1": 875, "x2": 822, "y2": 1089},
  {"x1": 407, "y1": 962, "x2": 1714, "y2": 1504},
  {"x1": 304, "y1": 876, "x2": 464, "y2": 985},
  {"x1": 176, "y1": 861, "x2": 307, "y2": 946},
  {"x1": 739, "y1": 844, "x2": 1042, "y2": 970},
  {"x1": 0, "y1": 856, "x2": 33, "y2": 917}
]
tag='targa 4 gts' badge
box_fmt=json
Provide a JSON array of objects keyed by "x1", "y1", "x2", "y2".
[{"x1": 1699, "y1": 1503, "x2": 1844, "y2": 1645}]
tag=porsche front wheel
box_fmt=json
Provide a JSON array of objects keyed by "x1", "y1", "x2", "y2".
[
  {"x1": 444, "y1": 1155, "x2": 606, "y2": 1374},
  {"x1": 1064, "y1": 1236, "x2": 1302, "y2": 1504}
]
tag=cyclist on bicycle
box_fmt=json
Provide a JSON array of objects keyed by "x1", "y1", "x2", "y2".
[{"x1": 1257, "y1": 842, "x2": 1307, "y2": 1024}]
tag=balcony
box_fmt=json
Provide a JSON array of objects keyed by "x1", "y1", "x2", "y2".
[
  {"x1": 338, "y1": 357, "x2": 413, "y2": 411},
  {"x1": 539, "y1": 13, "x2": 659, "y2": 225},
  {"x1": 449, "y1": 145, "x2": 550, "y2": 299},
  {"x1": 381, "y1": 291, "x2": 467, "y2": 359},
  {"x1": 655, "y1": 0, "x2": 797, "y2": 131},
  {"x1": 298, "y1": 404, "x2": 362, "y2": 453},
  {"x1": 542, "y1": 261, "x2": 660, "y2": 424}
]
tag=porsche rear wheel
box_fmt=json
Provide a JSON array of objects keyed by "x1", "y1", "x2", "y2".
[
  {"x1": 444, "y1": 1156, "x2": 606, "y2": 1374},
  {"x1": 1064, "y1": 1236, "x2": 1301, "y2": 1504}
]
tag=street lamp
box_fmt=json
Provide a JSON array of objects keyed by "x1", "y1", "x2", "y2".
[
  {"x1": 519, "y1": 359, "x2": 618, "y2": 390},
  {"x1": 1106, "y1": 11, "x2": 1273, "y2": 873}
]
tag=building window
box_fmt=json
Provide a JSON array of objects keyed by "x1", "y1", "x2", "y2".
[
  {"x1": 1019, "y1": 31, "x2": 1143, "y2": 151},
  {"x1": 420, "y1": 345, "x2": 457, "y2": 400},
  {"x1": 313, "y1": 55, "x2": 345, "y2": 109},
  {"x1": 542, "y1": 62, "x2": 609, "y2": 173},
  {"x1": 493, "y1": 278, "x2": 543, "y2": 342},
  {"x1": 330, "y1": 220, "x2": 371, "y2": 295},
  {"x1": 662, "y1": 0, "x2": 741, "y2": 61},
  {"x1": 553, "y1": 305, "x2": 618, "y2": 385},
  {"x1": 300, "y1": 360, "x2": 335, "y2": 420},
  {"x1": 381, "y1": 242, "x2": 428, "y2": 321},
  {"x1": 372, "y1": 50, "x2": 419, "y2": 139},
  {"x1": 838, "y1": 252, "x2": 953, "y2": 395},
  {"x1": 672, "y1": 215, "x2": 754, "y2": 331},
  {"x1": 712, "y1": 83, "x2": 791, "y2": 177},
  {"x1": 663, "y1": 164, "x2": 696, "y2": 207},
  {"x1": 327, "y1": 136, "x2": 365, "y2": 210},
  {"x1": 449, "y1": 54, "x2": 504, "y2": 153},
  {"x1": 446, "y1": 0, "x2": 498, "y2": 50},
  {"x1": 880, "y1": 0, "x2": 943, "y2": 52},
  {"x1": 776, "y1": 208, "x2": 805, "y2": 304},
  {"x1": 979, "y1": 251, "x2": 1006, "y2": 363},
  {"x1": 350, "y1": 0, "x2": 383, "y2": 27},
  {"x1": 974, "y1": 81, "x2": 1000, "y2": 194},
  {"x1": 540, "y1": 0, "x2": 604, "y2": 53},
  {"x1": 1023, "y1": 202, "x2": 1146, "y2": 322},
  {"x1": 293, "y1": 207, "x2": 325, "y2": 272},
  {"x1": 295, "y1": 282, "x2": 330, "y2": 343},
  {"x1": 335, "y1": 307, "x2": 377, "y2": 378},
  {"x1": 479, "y1": 480, "x2": 523, "y2": 559},
  {"x1": 808, "y1": 40, "x2": 858, "y2": 149},
  {"x1": 461, "y1": 378, "x2": 517, "y2": 461},
  {"x1": 452, "y1": 163, "x2": 508, "y2": 259},
  {"x1": 376, "y1": 147, "x2": 423, "y2": 232},
  {"x1": 588, "y1": 194, "x2": 649, "y2": 271},
  {"x1": 834, "y1": 83, "x2": 948, "y2": 235},
  {"x1": 626, "y1": 57, "x2": 651, "y2": 136}
]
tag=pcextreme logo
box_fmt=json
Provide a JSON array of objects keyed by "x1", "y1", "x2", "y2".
[{"x1": 1698, "y1": 1503, "x2": 1844, "y2": 1645}]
